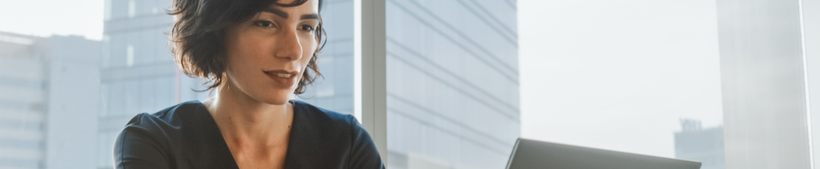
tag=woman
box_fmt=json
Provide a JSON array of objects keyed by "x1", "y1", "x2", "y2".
[{"x1": 113, "y1": 0, "x2": 384, "y2": 168}]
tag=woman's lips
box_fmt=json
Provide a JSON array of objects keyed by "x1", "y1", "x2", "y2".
[{"x1": 263, "y1": 70, "x2": 298, "y2": 88}]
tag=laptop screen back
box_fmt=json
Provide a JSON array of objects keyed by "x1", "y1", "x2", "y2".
[{"x1": 506, "y1": 138, "x2": 701, "y2": 169}]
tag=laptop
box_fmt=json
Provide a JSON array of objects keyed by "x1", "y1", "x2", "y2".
[{"x1": 506, "y1": 138, "x2": 702, "y2": 169}]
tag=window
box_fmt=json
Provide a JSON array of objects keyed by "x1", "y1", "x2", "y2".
[
  {"x1": 1, "y1": 0, "x2": 819, "y2": 169},
  {"x1": 383, "y1": 0, "x2": 519, "y2": 168},
  {"x1": 519, "y1": 1, "x2": 819, "y2": 169}
]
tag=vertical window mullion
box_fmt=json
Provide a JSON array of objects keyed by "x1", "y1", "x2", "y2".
[{"x1": 356, "y1": 0, "x2": 388, "y2": 163}]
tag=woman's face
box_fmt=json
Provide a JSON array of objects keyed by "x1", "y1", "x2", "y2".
[{"x1": 223, "y1": 0, "x2": 320, "y2": 105}]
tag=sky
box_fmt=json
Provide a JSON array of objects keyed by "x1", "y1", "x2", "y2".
[
  {"x1": 0, "y1": 0, "x2": 724, "y2": 159},
  {"x1": 519, "y1": 0, "x2": 724, "y2": 158},
  {"x1": 0, "y1": 0, "x2": 104, "y2": 40}
]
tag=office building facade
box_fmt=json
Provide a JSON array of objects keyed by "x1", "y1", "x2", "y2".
[
  {"x1": 385, "y1": 0, "x2": 520, "y2": 168},
  {"x1": 0, "y1": 32, "x2": 101, "y2": 169},
  {"x1": 716, "y1": 0, "x2": 813, "y2": 168},
  {"x1": 0, "y1": 32, "x2": 48, "y2": 169}
]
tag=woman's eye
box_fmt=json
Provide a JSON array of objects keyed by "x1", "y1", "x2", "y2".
[
  {"x1": 254, "y1": 21, "x2": 274, "y2": 28},
  {"x1": 301, "y1": 25, "x2": 315, "y2": 31}
]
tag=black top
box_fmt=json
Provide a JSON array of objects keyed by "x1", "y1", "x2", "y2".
[{"x1": 113, "y1": 100, "x2": 384, "y2": 169}]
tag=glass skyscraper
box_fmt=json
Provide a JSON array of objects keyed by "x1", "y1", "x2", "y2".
[
  {"x1": 385, "y1": 0, "x2": 520, "y2": 168},
  {"x1": 716, "y1": 0, "x2": 812, "y2": 168},
  {"x1": 717, "y1": 0, "x2": 814, "y2": 168}
]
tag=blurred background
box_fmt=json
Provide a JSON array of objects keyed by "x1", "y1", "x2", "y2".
[{"x1": 0, "y1": 0, "x2": 818, "y2": 169}]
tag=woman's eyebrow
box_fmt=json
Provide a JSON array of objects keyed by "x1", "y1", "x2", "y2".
[
  {"x1": 301, "y1": 14, "x2": 319, "y2": 20},
  {"x1": 263, "y1": 7, "x2": 289, "y2": 18}
]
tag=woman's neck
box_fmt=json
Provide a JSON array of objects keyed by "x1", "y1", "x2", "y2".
[{"x1": 204, "y1": 85, "x2": 293, "y2": 149}]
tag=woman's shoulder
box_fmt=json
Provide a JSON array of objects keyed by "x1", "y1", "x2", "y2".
[
  {"x1": 114, "y1": 101, "x2": 236, "y2": 169},
  {"x1": 117, "y1": 100, "x2": 210, "y2": 147},
  {"x1": 123, "y1": 100, "x2": 207, "y2": 130}
]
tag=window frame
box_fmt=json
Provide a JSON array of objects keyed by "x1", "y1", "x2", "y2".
[{"x1": 355, "y1": 0, "x2": 388, "y2": 163}]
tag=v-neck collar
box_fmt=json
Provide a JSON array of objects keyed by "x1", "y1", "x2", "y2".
[{"x1": 194, "y1": 100, "x2": 301, "y2": 169}]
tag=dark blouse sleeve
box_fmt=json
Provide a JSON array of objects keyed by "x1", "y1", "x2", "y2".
[
  {"x1": 113, "y1": 113, "x2": 172, "y2": 169},
  {"x1": 346, "y1": 115, "x2": 386, "y2": 169}
]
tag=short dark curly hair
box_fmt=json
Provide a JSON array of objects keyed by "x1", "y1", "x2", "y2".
[{"x1": 168, "y1": 0, "x2": 325, "y2": 94}]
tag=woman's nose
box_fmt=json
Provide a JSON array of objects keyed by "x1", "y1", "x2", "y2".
[{"x1": 273, "y1": 30, "x2": 303, "y2": 61}]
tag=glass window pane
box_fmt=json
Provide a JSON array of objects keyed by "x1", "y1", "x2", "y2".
[
  {"x1": 519, "y1": 1, "x2": 816, "y2": 169},
  {"x1": 520, "y1": 0, "x2": 727, "y2": 168},
  {"x1": 385, "y1": 0, "x2": 520, "y2": 168}
]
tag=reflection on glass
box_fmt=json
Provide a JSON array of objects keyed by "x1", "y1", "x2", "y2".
[{"x1": 385, "y1": 0, "x2": 520, "y2": 168}]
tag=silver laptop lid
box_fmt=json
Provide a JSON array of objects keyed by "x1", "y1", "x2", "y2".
[{"x1": 506, "y1": 138, "x2": 701, "y2": 169}]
